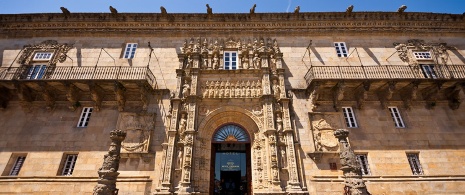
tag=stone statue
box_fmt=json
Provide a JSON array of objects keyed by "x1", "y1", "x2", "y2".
[
  {"x1": 276, "y1": 113, "x2": 283, "y2": 131},
  {"x1": 182, "y1": 82, "x2": 190, "y2": 98},
  {"x1": 212, "y1": 54, "x2": 219, "y2": 69},
  {"x1": 346, "y1": 5, "x2": 354, "y2": 15},
  {"x1": 334, "y1": 129, "x2": 371, "y2": 195},
  {"x1": 109, "y1": 6, "x2": 118, "y2": 14},
  {"x1": 177, "y1": 147, "x2": 183, "y2": 169},
  {"x1": 250, "y1": 4, "x2": 256, "y2": 14},
  {"x1": 252, "y1": 54, "x2": 260, "y2": 69},
  {"x1": 179, "y1": 113, "x2": 187, "y2": 138},
  {"x1": 294, "y1": 6, "x2": 300, "y2": 14},
  {"x1": 280, "y1": 148, "x2": 287, "y2": 167},
  {"x1": 242, "y1": 55, "x2": 249, "y2": 69},
  {"x1": 206, "y1": 4, "x2": 212, "y2": 15},
  {"x1": 397, "y1": 5, "x2": 407, "y2": 13},
  {"x1": 272, "y1": 80, "x2": 281, "y2": 99},
  {"x1": 93, "y1": 130, "x2": 126, "y2": 195},
  {"x1": 60, "y1": 7, "x2": 71, "y2": 16},
  {"x1": 160, "y1": 6, "x2": 167, "y2": 15}
]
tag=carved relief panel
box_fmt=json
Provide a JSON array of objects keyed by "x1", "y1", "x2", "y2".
[
  {"x1": 116, "y1": 112, "x2": 155, "y2": 153},
  {"x1": 309, "y1": 112, "x2": 345, "y2": 152}
]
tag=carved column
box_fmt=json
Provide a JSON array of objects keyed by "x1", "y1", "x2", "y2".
[
  {"x1": 281, "y1": 99, "x2": 302, "y2": 191},
  {"x1": 263, "y1": 97, "x2": 280, "y2": 191},
  {"x1": 93, "y1": 129, "x2": 126, "y2": 195},
  {"x1": 334, "y1": 129, "x2": 370, "y2": 195},
  {"x1": 177, "y1": 100, "x2": 196, "y2": 194}
]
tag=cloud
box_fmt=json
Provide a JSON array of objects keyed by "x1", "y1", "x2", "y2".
[{"x1": 286, "y1": 0, "x2": 292, "y2": 12}]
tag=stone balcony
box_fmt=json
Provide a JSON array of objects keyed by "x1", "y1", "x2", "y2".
[
  {"x1": 304, "y1": 65, "x2": 465, "y2": 110},
  {"x1": 0, "y1": 66, "x2": 158, "y2": 111}
]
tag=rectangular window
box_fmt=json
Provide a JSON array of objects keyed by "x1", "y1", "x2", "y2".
[
  {"x1": 9, "y1": 156, "x2": 26, "y2": 176},
  {"x1": 26, "y1": 65, "x2": 47, "y2": 80},
  {"x1": 123, "y1": 43, "x2": 138, "y2": 59},
  {"x1": 334, "y1": 42, "x2": 348, "y2": 57},
  {"x1": 421, "y1": 64, "x2": 437, "y2": 79},
  {"x1": 407, "y1": 153, "x2": 423, "y2": 175},
  {"x1": 329, "y1": 162, "x2": 337, "y2": 171},
  {"x1": 413, "y1": 52, "x2": 432, "y2": 60},
  {"x1": 223, "y1": 51, "x2": 237, "y2": 70},
  {"x1": 356, "y1": 154, "x2": 371, "y2": 175},
  {"x1": 388, "y1": 107, "x2": 405, "y2": 128},
  {"x1": 342, "y1": 107, "x2": 358, "y2": 128},
  {"x1": 77, "y1": 107, "x2": 93, "y2": 127},
  {"x1": 62, "y1": 154, "x2": 78, "y2": 176},
  {"x1": 33, "y1": 52, "x2": 53, "y2": 61}
]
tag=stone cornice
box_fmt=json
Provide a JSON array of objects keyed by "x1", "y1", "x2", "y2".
[{"x1": 1, "y1": 12, "x2": 465, "y2": 37}]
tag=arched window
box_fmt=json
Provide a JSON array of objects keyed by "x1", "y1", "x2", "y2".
[{"x1": 213, "y1": 125, "x2": 249, "y2": 142}]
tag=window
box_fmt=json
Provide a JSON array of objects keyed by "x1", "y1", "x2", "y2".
[
  {"x1": 9, "y1": 156, "x2": 26, "y2": 176},
  {"x1": 61, "y1": 154, "x2": 78, "y2": 176},
  {"x1": 342, "y1": 107, "x2": 358, "y2": 128},
  {"x1": 26, "y1": 65, "x2": 47, "y2": 80},
  {"x1": 388, "y1": 107, "x2": 405, "y2": 128},
  {"x1": 356, "y1": 154, "x2": 371, "y2": 175},
  {"x1": 407, "y1": 153, "x2": 423, "y2": 175},
  {"x1": 334, "y1": 42, "x2": 348, "y2": 57},
  {"x1": 329, "y1": 162, "x2": 337, "y2": 171},
  {"x1": 223, "y1": 51, "x2": 237, "y2": 70},
  {"x1": 413, "y1": 51, "x2": 432, "y2": 60},
  {"x1": 77, "y1": 107, "x2": 93, "y2": 127},
  {"x1": 123, "y1": 43, "x2": 138, "y2": 59},
  {"x1": 33, "y1": 52, "x2": 53, "y2": 61},
  {"x1": 421, "y1": 64, "x2": 437, "y2": 79}
]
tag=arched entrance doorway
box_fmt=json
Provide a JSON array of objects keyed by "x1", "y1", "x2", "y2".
[{"x1": 210, "y1": 124, "x2": 251, "y2": 195}]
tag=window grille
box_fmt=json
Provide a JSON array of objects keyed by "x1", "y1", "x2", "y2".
[
  {"x1": 342, "y1": 107, "x2": 358, "y2": 128},
  {"x1": 9, "y1": 156, "x2": 26, "y2": 176},
  {"x1": 407, "y1": 153, "x2": 423, "y2": 175},
  {"x1": 77, "y1": 107, "x2": 93, "y2": 127},
  {"x1": 388, "y1": 107, "x2": 405, "y2": 128},
  {"x1": 334, "y1": 42, "x2": 348, "y2": 57}
]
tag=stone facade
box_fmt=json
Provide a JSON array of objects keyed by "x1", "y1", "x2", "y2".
[{"x1": 0, "y1": 10, "x2": 465, "y2": 195}]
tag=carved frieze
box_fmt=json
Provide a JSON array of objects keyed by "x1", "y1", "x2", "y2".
[
  {"x1": 309, "y1": 112, "x2": 345, "y2": 152},
  {"x1": 17, "y1": 40, "x2": 73, "y2": 66},
  {"x1": 201, "y1": 80, "x2": 262, "y2": 99},
  {"x1": 116, "y1": 112, "x2": 155, "y2": 153}
]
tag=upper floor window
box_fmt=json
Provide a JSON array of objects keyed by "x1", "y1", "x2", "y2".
[
  {"x1": 77, "y1": 107, "x2": 93, "y2": 127},
  {"x1": 123, "y1": 43, "x2": 138, "y2": 59},
  {"x1": 413, "y1": 51, "x2": 432, "y2": 60},
  {"x1": 342, "y1": 107, "x2": 358, "y2": 128},
  {"x1": 388, "y1": 106, "x2": 405, "y2": 128},
  {"x1": 334, "y1": 42, "x2": 348, "y2": 57},
  {"x1": 26, "y1": 65, "x2": 47, "y2": 80},
  {"x1": 33, "y1": 52, "x2": 54, "y2": 61},
  {"x1": 61, "y1": 154, "x2": 78, "y2": 176},
  {"x1": 407, "y1": 153, "x2": 423, "y2": 175},
  {"x1": 224, "y1": 51, "x2": 237, "y2": 70},
  {"x1": 9, "y1": 156, "x2": 26, "y2": 176}
]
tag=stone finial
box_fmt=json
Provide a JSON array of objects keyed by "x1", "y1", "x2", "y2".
[
  {"x1": 294, "y1": 6, "x2": 300, "y2": 14},
  {"x1": 206, "y1": 4, "x2": 212, "y2": 15},
  {"x1": 250, "y1": 4, "x2": 257, "y2": 14},
  {"x1": 160, "y1": 6, "x2": 167, "y2": 15},
  {"x1": 60, "y1": 7, "x2": 70, "y2": 16},
  {"x1": 397, "y1": 5, "x2": 407, "y2": 13},
  {"x1": 346, "y1": 5, "x2": 354, "y2": 15},
  {"x1": 109, "y1": 6, "x2": 118, "y2": 14}
]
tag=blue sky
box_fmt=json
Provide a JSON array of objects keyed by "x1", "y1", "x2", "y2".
[{"x1": 0, "y1": 0, "x2": 464, "y2": 14}]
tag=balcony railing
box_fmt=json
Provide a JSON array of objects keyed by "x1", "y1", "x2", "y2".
[
  {"x1": 0, "y1": 66, "x2": 157, "y2": 89},
  {"x1": 304, "y1": 65, "x2": 465, "y2": 86}
]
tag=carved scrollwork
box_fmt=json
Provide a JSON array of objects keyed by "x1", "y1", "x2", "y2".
[
  {"x1": 17, "y1": 40, "x2": 73, "y2": 66},
  {"x1": 393, "y1": 39, "x2": 450, "y2": 65}
]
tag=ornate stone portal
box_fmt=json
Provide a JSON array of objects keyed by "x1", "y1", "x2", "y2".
[{"x1": 155, "y1": 38, "x2": 306, "y2": 194}]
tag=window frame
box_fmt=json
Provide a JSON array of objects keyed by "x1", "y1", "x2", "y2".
[
  {"x1": 342, "y1": 107, "x2": 358, "y2": 128},
  {"x1": 61, "y1": 154, "x2": 78, "y2": 176},
  {"x1": 420, "y1": 64, "x2": 438, "y2": 79},
  {"x1": 9, "y1": 156, "x2": 26, "y2": 176},
  {"x1": 334, "y1": 42, "x2": 348, "y2": 57},
  {"x1": 388, "y1": 106, "x2": 405, "y2": 128},
  {"x1": 123, "y1": 43, "x2": 138, "y2": 59},
  {"x1": 223, "y1": 51, "x2": 238, "y2": 70},
  {"x1": 356, "y1": 154, "x2": 371, "y2": 176},
  {"x1": 407, "y1": 153, "x2": 423, "y2": 175},
  {"x1": 25, "y1": 64, "x2": 47, "y2": 80},
  {"x1": 412, "y1": 51, "x2": 432, "y2": 60},
  {"x1": 77, "y1": 107, "x2": 93, "y2": 127},
  {"x1": 33, "y1": 51, "x2": 54, "y2": 61}
]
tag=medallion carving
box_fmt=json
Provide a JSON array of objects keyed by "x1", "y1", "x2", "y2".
[
  {"x1": 116, "y1": 112, "x2": 155, "y2": 153},
  {"x1": 309, "y1": 113, "x2": 344, "y2": 152}
]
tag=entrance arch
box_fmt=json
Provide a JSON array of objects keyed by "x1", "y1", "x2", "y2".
[{"x1": 211, "y1": 124, "x2": 251, "y2": 195}]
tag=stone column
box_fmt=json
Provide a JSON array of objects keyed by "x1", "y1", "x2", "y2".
[
  {"x1": 334, "y1": 129, "x2": 370, "y2": 195},
  {"x1": 281, "y1": 100, "x2": 302, "y2": 191},
  {"x1": 93, "y1": 129, "x2": 126, "y2": 195}
]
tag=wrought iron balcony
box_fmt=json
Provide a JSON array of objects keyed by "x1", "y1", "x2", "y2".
[
  {"x1": 0, "y1": 66, "x2": 157, "y2": 89},
  {"x1": 304, "y1": 65, "x2": 465, "y2": 87}
]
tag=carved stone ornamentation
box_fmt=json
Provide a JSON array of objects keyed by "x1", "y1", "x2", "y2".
[
  {"x1": 393, "y1": 39, "x2": 450, "y2": 65},
  {"x1": 313, "y1": 119, "x2": 339, "y2": 152},
  {"x1": 17, "y1": 40, "x2": 73, "y2": 66},
  {"x1": 116, "y1": 113, "x2": 155, "y2": 153},
  {"x1": 89, "y1": 83, "x2": 104, "y2": 111},
  {"x1": 114, "y1": 82, "x2": 126, "y2": 111},
  {"x1": 201, "y1": 80, "x2": 262, "y2": 99},
  {"x1": 334, "y1": 129, "x2": 370, "y2": 195},
  {"x1": 93, "y1": 129, "x2": 126, "y2": 195}
]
